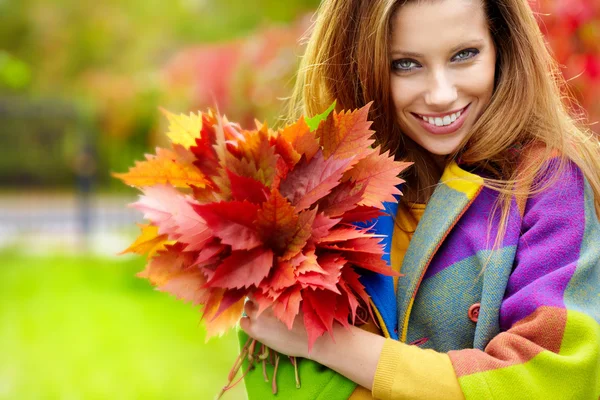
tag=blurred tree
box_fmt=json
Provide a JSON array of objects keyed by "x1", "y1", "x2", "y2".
[{"x1": 0, "y1": 0, "x2": 319, "y2": 189}]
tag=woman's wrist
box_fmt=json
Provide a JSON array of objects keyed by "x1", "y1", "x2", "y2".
[{"x1": 309, "y1": 324, "x2": 386, "y2": 390}]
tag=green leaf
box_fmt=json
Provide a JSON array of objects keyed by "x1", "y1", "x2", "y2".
[{"x1": 304, "y1": 100, "x2": 336, "y2": 132}]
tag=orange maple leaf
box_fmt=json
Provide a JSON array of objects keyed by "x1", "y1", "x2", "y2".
[
  {"x1": 316, "y1": 102, "x2": 375, "y2": 161},
  {"x1": 343, "y1": 149, "x2": 412, "y2": 208},
  {"x1": 113, "y1": 147, "x2": 210, "y2": 189}
]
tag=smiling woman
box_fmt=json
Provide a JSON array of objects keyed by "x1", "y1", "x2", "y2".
[
  {"x1": 239, "y1": 0, "x2": 600, "y2": 399},
  {"x1": 389, "y1": 0, "x2": 496, "y2": 157}
]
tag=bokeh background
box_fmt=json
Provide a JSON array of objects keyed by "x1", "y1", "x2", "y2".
[{"x1": 0, "y1": 0, "x2": 598, "y2": 398}]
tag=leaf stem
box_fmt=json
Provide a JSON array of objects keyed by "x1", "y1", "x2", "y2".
[
  {"x1": 292, "y1": 356, "x2": 301, "y2": 388},
  {"x1": 272, "y1": 353, "x2": 280, "y2": 395}
]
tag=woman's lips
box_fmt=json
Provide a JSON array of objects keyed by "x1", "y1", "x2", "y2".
[{"x1": 412, "y1": 104, "x2": 470, "y2": 135}]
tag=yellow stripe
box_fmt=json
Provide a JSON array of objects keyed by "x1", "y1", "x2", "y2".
[
  {"x1": 442, "y1": 162, "x2": 484, "y2": 197},
  {"x1": 371, "y1": 299, "x2": 391, "y2": 339},
  {"x1": 400, "y1": 297, "x2": 415, "y2": 342}
]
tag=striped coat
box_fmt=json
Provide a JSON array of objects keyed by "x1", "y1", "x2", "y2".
[{"x1": 241, "y1": 161, "x2": 600, "y2": 399}]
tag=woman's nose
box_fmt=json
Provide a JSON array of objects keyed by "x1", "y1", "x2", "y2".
[{"x1": 424, "y1": 70, "x2": 458, "y2": 110}]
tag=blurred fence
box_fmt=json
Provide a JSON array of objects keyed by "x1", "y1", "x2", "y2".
[
  {"x1": 0, "y1": 192, "x2": 141, "y2": 254},
  {"x1": 0, "y1": 192, "x2": 141, "y2": 255}
]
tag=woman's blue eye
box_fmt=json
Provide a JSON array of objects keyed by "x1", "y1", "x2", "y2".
[
  {"x1": 453, "y1": 48, "x2": 479, "y2": 61},
  {"x1": 392, "y1": 59, "x2": 419, "y2": 72}
]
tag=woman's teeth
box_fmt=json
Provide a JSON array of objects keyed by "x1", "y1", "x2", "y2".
[{"x1": 420, "y1": 110, "x2": 462, "y2": 126}]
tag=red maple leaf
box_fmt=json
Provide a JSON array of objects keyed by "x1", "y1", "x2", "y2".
[
  {"x1": 226, "y1": 169, "x2": 269, "y2": 204},
  {"x1": 271, "y1": 285, "x2": 302, "y2": 330},
  {"x1": 279, "y1": 150, "x2": 352, "y2": 211},
  {"x1": 316, "y1": 102, "x2": 375, "y2": 160},
  {"x1": 192, "y1": 201, "x2": 261, "y2": 251},
  {"x1": 208, "y1": 247, "x2": 274, "y2": 289},
  {"x1": 256, "y1": 189, "x2": 299, "y2": 253}
]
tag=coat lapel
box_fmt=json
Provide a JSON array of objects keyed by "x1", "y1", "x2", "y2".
[{"x1": 396, "y1": 162, "x2": 484, "y2": 342}]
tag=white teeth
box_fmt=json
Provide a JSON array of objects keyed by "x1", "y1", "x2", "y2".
[{"x1": 419, "y1": 108, "x2": 464, "y2": 127}]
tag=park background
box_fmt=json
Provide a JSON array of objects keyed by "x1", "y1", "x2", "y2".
[{"x1": 0, "y1": 0, "x2": 598, "y2": 398}]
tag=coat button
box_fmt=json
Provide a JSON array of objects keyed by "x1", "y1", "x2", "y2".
[{"x1": 468, "y1": 303, "x2": 480, "y2": 322}]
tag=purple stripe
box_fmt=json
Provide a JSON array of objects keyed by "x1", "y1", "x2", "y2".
[
  {"x1": 500, "y1": 163, "x2": 585, "y2": 329},
  {"x1": 425, "y1": 187, "x2": 521, "y2": 278}
]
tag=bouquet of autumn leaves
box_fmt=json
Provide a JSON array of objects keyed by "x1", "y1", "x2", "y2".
[{"x1": 114, "y1": 101, "x2": 410, "y2": 395}]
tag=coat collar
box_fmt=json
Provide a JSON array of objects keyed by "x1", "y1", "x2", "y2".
[{"x1": 359, "y1": 162, "x2": 484, "y2": 341}]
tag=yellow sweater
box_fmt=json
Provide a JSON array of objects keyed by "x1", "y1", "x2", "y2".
[{"x1": 349, "y1": 203, "x2": 462, "y2": 399}]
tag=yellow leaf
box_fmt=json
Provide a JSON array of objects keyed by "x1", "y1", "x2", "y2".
[
  {"x1": 161, "y1": 108, "x2": 203, "y2": 149},
  {"x1": 112, "y1": 147, "x2": 210, "y2": 189},
  {"x1": 120, "y1": 224, "x2": 172, "y2": 259}
]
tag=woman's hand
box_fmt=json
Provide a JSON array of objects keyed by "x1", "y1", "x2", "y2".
[
  {"x1": 239, "y1": 298, "x2": 387, "y2": 390},
  {"x1": 239, "y1": 299, "x2": 311, "y2": 359}
]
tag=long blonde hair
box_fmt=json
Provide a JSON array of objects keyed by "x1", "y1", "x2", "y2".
[{"x1": 286, "y1": 0, "x2": 600, "y2": 236}]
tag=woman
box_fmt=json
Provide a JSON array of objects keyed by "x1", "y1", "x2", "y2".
[{"x1": 239, "y1": 0, "x2": 600, "y2": 398}]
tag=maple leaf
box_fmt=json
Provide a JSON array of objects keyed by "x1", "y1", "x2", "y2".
[
  {"x1": 341, "y1": 206, "x2": 385, "y2": 223},
  {"x1": 343, "y1": 149, "x2": 411, "y2": 208},
  {"x1": 316, "y1": 102, "x2": 375, "y2": 161},
  {"x1": 316, "y1": 228, "x2": 377, "y2": 244},
  {"x1": 113, "y1": 147, "x2": 210, "y2": 189},
  {"x1": 279, "y1": 150, "x2": 352, "y2": 211},
  {"x1": 303, "y1": 288, "x2": 339, "y2": 340},
  {"x1": 274, "y1": 133, "x2": 301, "y2": 169},
  {"x1": 295, "y1": 249, "x2": 328, "y2": 275},
  {"x1": 297, "y1": 252, "x2": 343, "y2": 294},
  {"x1": 265, "y1": 260, "x2": 296, "y2": 291},
  {"x1": 302, "y1": 290, "x2": 329, "y2": 352},
  {"x1": 161, "y1": 108, "x2": 203, "y2": 149},
  {"x1": 190, "y1": 113, "x2": 220, "y2": 178},
  {"x1": 132, "y1": 185, "x2": 213, "y2": 249},
  {"x1": 281, "y1": 208, "x2": 317, "y2": 261},
  {"x1": 256, "y1": 189, "x2": 299, "y2": 253},
  {"x1": 280, "y1": 116, "x2": 320, "y2": 162},
  {"x1": 120, "y1": 223, "x2": 171, "y2": 259},
  {"x1": 192, "y1": 201, "x2": 261, "y2": 251},
  {"x1": 252, "y1": 288, "x2": 280, "y2": 317},
  {"x1": 318, "y1": 180, "x2": 367, "y2": 217},
  {"x1": 226, "y1": 170, "x2": 269, "y2": 204},
  {"x1": 231, "y1": 125, "x2": 280, "y2": 187},
  {"x1": 202, "y1": 288, "x2": 247, "y2": 339},
  {"x1": 272, "y1": 285, "x2": 302, "y2": 330},
  {"x1": 340, "y1": 267, "x2": 375, "y2": 326},
  {"x1": 194, "y1": 240, "x2": 227, "y2": 267},
  {"x1": 207, "y1": 247, "x2": 274, "y2": 289},
  {"x1": 157, "y1": 269, "x2": 211, "y2": 306},
  {"x1": 344, "y1": 252, "x2": 401, "y2": 277},
  {"x1": 310, "y1": 213, "x2": 342, "y2": 242},
  {"x1": 138, "y1": 243, "x2": 196, "y2": 286},
  {"x1": 210, "y1": 288, "x2": 247, "y2": 322}
]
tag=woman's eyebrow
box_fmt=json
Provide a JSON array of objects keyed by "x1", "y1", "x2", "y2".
[{"x1": 390, "y1": 39, "x2": 485, "y2": 57}]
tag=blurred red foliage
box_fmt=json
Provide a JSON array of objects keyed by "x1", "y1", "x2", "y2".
[
  {"x1": 161, "y1": 2, "x2": 600, "y2": 135},
  {"x1": 533, "y1": 0, "x2": 600, "y2": 129}
]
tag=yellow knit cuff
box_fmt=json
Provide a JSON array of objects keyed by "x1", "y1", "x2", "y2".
[{"x1": 372, "y1": 339, "x2": 464, "y2": 400}]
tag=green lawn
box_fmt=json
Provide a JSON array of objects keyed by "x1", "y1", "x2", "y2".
[{"x1": 0, "y1": 251, "x2": 247, "y2": 400}]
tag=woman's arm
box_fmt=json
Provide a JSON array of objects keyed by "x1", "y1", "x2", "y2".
[{"x1": 240, "y1": 302, "x2": 385, "y2": 390}]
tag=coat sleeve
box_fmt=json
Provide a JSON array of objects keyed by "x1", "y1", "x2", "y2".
[
  {"x1": 372, "y1": 163, "x2": 600, "y2": 399},
  {"x1": 447, "y1": 163, "x2": 600, "y2": 399},
  {"x1": 238, "y1": 329, "x2": 357, "y2": 399}
]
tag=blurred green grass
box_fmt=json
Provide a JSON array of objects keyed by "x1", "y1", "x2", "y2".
[{"x1": 0, "y1": 251, "x2": 246, "y2": 400}]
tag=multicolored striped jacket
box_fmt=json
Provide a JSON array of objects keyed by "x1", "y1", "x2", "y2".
[{"x1": 240, "y1": 161, "x2": 600, "y2": 399}]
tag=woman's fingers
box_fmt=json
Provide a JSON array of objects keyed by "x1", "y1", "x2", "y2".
[{"x1": 243, "y1": 298, "x2": 256, "y2": 318}]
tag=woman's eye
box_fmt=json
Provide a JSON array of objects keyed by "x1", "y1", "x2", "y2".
[
  {"x1": 453, "y1": 48, "x2": 479, "y2": 62},
  {"x1": 392, "y1": 59, "x2": 420, "y2": 72}
]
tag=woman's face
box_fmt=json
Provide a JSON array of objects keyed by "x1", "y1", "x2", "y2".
[{"x1": 389, "y1": 0, "x2": 496, "y2": 156}]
